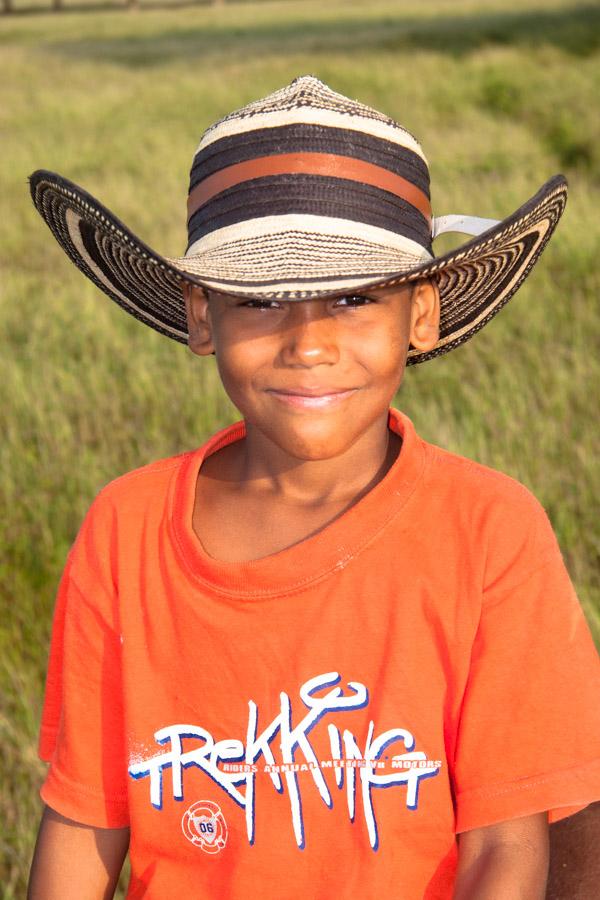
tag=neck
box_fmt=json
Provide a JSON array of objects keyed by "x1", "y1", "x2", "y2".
[{"x1": 235, "y1": 415, "x2": 401, "y2": 507}]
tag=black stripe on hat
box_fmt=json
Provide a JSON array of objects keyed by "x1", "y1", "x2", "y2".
[
  {"x1": 190, "y1": 124, "x2": 430, "y2": 197},
  {"x1": 186, "y1": 174, "x2": 432, "y2": 253},
  {"x1": 78, "y1": 216, "x2": 123, "y2": 287}
]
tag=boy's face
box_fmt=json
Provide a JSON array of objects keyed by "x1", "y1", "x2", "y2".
[{"x1": 182, "y1": 280, "x2": 439, "y2": 461}]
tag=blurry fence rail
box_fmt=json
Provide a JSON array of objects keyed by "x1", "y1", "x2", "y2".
[{"x1": 2, "y1": 0, "x2": 225, "y2": 11}]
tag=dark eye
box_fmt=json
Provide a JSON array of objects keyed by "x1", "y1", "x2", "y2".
[
  {"x1": 240, "y1": 298, "x2": 282, "y2": 310},
  {"x1": 334, "y1": 294, "x2": 375, "y2": 307}
]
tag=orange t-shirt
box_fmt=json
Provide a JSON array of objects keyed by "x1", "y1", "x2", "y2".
[{"x1": 38, "y1": 409, "x2": 600, "y2": 899}]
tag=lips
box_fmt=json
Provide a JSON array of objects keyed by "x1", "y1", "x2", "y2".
[
  {"x1": 266, "y1": 388, "x2": 358, "y2": 409},
  {"x1": 269, "y1": 387, "x2": 355, "y2": 397},
  {"x1": 269, "y1": 388, "x2": 350, "y2": 397}
]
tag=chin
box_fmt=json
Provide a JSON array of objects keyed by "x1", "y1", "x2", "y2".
[{"x1": 267, "y1": 424, "x2": 362, "y2": 462}]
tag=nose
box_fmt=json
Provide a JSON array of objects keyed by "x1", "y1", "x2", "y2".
[{"x1": 278, "y1": 301, "x2": 340, "y2": 367}]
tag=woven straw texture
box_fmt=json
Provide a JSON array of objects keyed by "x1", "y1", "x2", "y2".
[{"x1": 29, "y1": 76, "x2": 567, "y2": 364}]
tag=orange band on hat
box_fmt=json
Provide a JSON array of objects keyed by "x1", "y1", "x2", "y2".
[{"x1": 187, "y1": 153, "x2": 432, "y2": 225}]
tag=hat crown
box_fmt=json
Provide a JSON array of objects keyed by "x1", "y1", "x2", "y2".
[
  {"x1": 196, "y1": 75, "x2": 427, "y2": 165},
  {"x1": 186, "y1": 76, "x2": 434, "y2": 273}
]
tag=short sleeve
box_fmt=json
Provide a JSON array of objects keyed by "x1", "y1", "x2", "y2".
[
  {"x1": 452, "y1": 488, "x2": 600, "y2": 833},
  {"x1": 37, "y1": 491, "x2": 129, "y2": 828}
]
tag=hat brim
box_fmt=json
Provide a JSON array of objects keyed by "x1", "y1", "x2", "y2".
[{"x1": 29, "y1": 171, "x2": 567, "y2": 365}]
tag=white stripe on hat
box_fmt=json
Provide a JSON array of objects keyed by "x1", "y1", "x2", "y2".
[
  {"x1": 185, "y1": 214, "x2": 433, "y2": 262},
  {"x1": 195, "y1": 271, "x2": 412, "y2": 296},
  {"x1": 196, "y1": 107, "x2": 428, "y2": 164}
]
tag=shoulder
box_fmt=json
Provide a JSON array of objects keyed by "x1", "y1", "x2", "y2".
[
  {"x1": 95, "y1": 450, "x2": 192, "y2": 510},
  {"x1": 418, "y1": 439, "x2": 562, "y2": 590},
  {"x1": 64, "y1": 450, "x2": 195, "y2": 583},
  {"x1": 92, "y1": 418, "x2": 245, "y2": 513},
  {"x1": 69, "y1": 449, "x2": 196, "y2": 559},
  {"x1": 423, "y1": 440, "x2": 542, "y2": 512}
]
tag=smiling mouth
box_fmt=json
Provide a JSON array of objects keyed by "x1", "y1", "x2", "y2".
[{"x1": 267, "y1": 389, "x2": 358, "y2": 409}]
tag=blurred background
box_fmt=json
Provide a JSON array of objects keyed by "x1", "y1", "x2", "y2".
[{"x1": 1, "y1": 0, "x2": 599, "y2": 895}]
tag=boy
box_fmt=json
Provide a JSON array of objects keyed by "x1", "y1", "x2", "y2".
[{"x1": 27, "y1": 77, "x2": 600, "y2": 898}]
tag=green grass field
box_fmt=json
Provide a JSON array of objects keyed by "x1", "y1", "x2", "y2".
[{"x1": 2, "y1": 0, "x2": 599, "y2": 894}]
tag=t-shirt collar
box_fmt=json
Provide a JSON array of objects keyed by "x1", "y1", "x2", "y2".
[{"x1": 171, "y1": 408, "x2": 425, "y2": 599}]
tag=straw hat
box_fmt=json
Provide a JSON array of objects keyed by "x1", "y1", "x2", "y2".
[{"x1": 29, "y1": 75, "x2": 567, "y2": 365}]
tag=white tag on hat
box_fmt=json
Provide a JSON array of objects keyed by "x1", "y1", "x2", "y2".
[{"x1": 432, "y1": 215, "x2": 500, "y2": 239}]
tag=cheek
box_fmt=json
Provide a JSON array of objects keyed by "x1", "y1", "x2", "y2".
[
  {"x1": 356, "y1": 320, "x2": 410, "y2": 379},
  {"x1": 213, "y1": 339, "x2": 269, "y2": 409},
  {"x1": 214, "y1": 351, "x2": 248, "y2": 401}
]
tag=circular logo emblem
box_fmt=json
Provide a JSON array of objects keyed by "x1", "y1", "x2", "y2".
[{"x1": 182, "y1": 800, "x2": 228, "y2": 854}]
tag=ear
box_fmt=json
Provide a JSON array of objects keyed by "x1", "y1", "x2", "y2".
[
  {"x1": 409, "y1": 279, "x2": 440, "y2": 352},
  {"x1": 182, "y1": 283, "x2": 215, "y2": 356}
]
